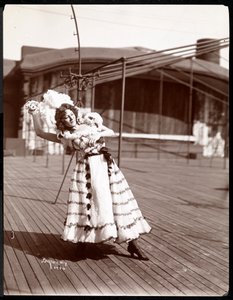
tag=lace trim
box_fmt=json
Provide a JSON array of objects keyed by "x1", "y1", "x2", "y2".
[
  {"x1": 69, "y1": 187, "x2": 132, "y2": 197},
  {"x1": 113, "y1": 208, "x2": 140, "y2": 216},
  {"x1": 67, "y1": 197, "x2": 135, "y2": 206},
  {"x1": 66, "y1": 208, "x2": 140, "y2": 218},
  {"x1": 64, "y1": 216, "x2": 145, "y2": 230},
  {"x1": 67, "y1": 201, "x2": 87, "y2": 205},
  {"x1": 110, "y1": 178, "x2": 126, "y2": 185},
  {"x1": 69, "y1": 189, "x2": 86, "y2": 194},
  {"x1": 66, "y1": 212, "x2": 88, "y2": 216},
  {"x1": 71, "y1": 179, "x2": 87, "y2": 184},
  {"x1": 111, "y1": 187, "x2": 131, "y2": 195},
  {"x1": 65, "y1": 222, "x2": 116, "y2": 230},
  {"x1": 112, "y1": 197, "x2": 135, "y2": 205},
  {"x1": 75, "y1": 170, "x2": 85, "y2": 174}
]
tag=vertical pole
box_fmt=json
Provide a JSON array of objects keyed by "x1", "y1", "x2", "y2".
[
  {"x1": 28, "y1": 121, "x2": 30, "y2": 157},
  {"x1": 27, "y1": 116, "x2": 33, "y2": 156},
  {"x1": 45, "y1": 125, "x2": 49, "y2": 168},
  {"x1": 71, "y1": 4, "x2": 82, "y2": 165},
  {"x1": 33, "y1": 134, "x2": 36, "y2": 162},
  {"x1": 134, "y1": 143, "x2": 138, "y2": 158},
  {"x1": 223, "y1": 101, "x2": 228, "y2": 169},
  {"x1": 118, "y1": 57, "x2": 126, "y2": 167},
  {"x1": 158, "y1": 70, "x2": 163, "y2": 160},
  {"x1": 91, "y1": 76, "x2": 96, "y2": 111},
  {"x1": 24, "y1": 137, "x2": 26, "y2": 157},
  {"x1": 71, "y1": 5, "x2": 82, "y2": 105},
  {"x1": 62, "y1": 150, "x2": 65, "y2": 175},
  {"x1": 187, "y1": 58, "x2": 193, "y2": 164},
  {"x1": 46, "y1": 139, "x2": 49, "y2": 168},
  {"x1": 23, "y1": 110, "x2": 26, "y2": 158}
]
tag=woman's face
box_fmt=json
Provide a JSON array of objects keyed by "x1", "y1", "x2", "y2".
[{"x1": 62, "y1": 109, "x2": 76, "y2": 128}]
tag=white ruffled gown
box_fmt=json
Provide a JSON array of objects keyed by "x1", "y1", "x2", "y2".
[{"x1": 61, "y1": 133, "x2": 151, "y2": 244}]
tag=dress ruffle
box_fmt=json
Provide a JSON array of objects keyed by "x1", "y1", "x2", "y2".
[{"x1": 61, "y1": 153, "x2": 151, "y2": 244}]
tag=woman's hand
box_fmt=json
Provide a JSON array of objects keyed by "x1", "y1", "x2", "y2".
[
  {"x1": 25, "y1": 100, "x2": 40, "y2": 115},
  {"x1": 26, "y1": 104, "x2": 61, "y2": 144}
]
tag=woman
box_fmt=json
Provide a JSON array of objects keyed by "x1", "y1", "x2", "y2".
[{"x1": 29, "y1": 102, "x2": 151, "y2": 260}]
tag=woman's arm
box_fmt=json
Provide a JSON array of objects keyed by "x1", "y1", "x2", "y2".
[
  {"x1": 61, "y1": 130, "x2": 82, "y2": 140},
  {"x1": 31, "y1": 113, "x2": 61, "y2": 143},
  {"x1": 99, "y1": 125, "x2": 115, "y2": 137}
]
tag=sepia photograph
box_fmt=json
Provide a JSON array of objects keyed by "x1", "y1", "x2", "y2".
[{"x1": 3, "y1": 2, "x2": 229, "y2": 296}]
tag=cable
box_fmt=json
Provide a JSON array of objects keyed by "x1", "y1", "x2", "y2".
[
  {"x1": 168, "y1": 64, "x2": 228, "y2": 97},
  {"x1": 192, "y1": 57, "x2": 229, "y2": 78},
  {"x1": 88, "y1": 39, "x2": 229, "y2": 80},
  {"x1": 88, "y1": 42, "x2": 229, "y2": 84},
  {"x1": 85, "y1": 37, "x2": 229, "y2": 74},
  {"x1": 157, "y1": 69, "x2": 228, "y2": 105}
]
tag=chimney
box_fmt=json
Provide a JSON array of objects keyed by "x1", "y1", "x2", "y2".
[{"x1": 196, "y1": 38, "x2": 220, "y2": 64}]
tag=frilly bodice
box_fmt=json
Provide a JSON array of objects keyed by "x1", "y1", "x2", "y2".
[
  {"x1": 72, "y1": 134, "x2": 105, "y2": 154},
  {"x1": 60, "y1": 134, "x2": 105, "y2": 156}
]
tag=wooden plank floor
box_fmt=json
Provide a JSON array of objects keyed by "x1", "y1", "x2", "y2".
[{"x1": 3, "y1": 155, "x2": 229, "y2": 296}]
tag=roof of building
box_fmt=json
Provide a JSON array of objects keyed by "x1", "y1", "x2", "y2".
[
  {"x1": 5, "y1": 46, "x2": 229, "y2": 82},
  {"x1": 4, "y1": 59, "x2": 17, "y2": 77},
  {"x1": 21, "y1": 45, "x2": 57, "y2": 58},
  {"x1": 19, "y1": 46, "x2": 147, "y2": 71}
]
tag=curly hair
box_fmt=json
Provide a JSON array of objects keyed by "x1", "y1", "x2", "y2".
[{"x1": 55, "y1": 103, "x2": 80, "y2": 132}]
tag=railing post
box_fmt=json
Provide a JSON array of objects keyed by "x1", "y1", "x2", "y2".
[
  {"x1": 62, "y1": 150, "x2": 65, "y2": 175},
  {"x1": 187, "y1": 58, "x2": 193, "y2": 164},
  {"x1": 91, "y1": 76, "x2": 95, "y2": 111},
  {"x1": 71, "y1": 5, "x2": 82, "y2": 105},
  {"x1": 46, "y1": 139, "x2": 49, "y2": 168},
  {"x1": 118, "y1": 57, "x2": 126, "y2": 167},
  {"x1": 33, "y1": 135, "x2": 36, "y2": 162},
  {"x1": 223, "y1": 101, "x2": 228, "y2": 169},
  {"x1": 158, "y1": 70, "x2": 163, "y2": 160}
]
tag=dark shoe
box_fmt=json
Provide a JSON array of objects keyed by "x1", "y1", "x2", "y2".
[{"x1": 127, "y1": 240, "x2": 149, "y2": 261}]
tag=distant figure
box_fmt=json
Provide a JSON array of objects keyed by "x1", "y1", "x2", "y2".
[
  {"x1": 192, "y1": 120, "x2": 209, "y2": 146},
  {"x1": 192, "y1": 121, "x2": 225, "y2": 157},
  {"x1": 213, "y1": 132, "x2": 225, "y2": 157},
  {"x1": 203, "y1": 132, "x2": 225, "y2": 158}
]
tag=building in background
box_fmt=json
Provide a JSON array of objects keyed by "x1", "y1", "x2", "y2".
[{"x1": 4, "y1": 40, "x2": 228, "y2": 157}]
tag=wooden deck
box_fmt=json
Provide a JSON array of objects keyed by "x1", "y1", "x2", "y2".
[{"x1": 3, "y1": 155, "x2": 229, "y2": 296}]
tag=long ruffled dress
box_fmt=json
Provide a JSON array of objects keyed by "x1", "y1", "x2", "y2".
[{"x1": 60, "y1": 132, "x2": 151, "y2": 244}]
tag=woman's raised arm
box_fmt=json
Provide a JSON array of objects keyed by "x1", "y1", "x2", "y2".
[{"x1": 31, "y1": 113, "x2": 61, "y2": 143}]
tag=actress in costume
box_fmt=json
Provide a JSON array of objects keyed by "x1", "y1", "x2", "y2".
[{"x1": 25, "y1": 91, "x2": 151, "y2": 260}]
